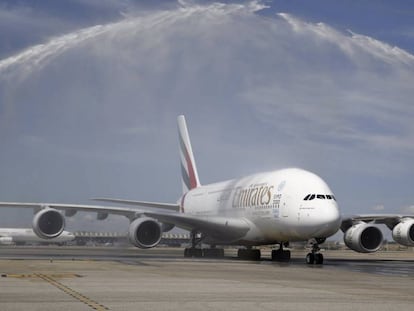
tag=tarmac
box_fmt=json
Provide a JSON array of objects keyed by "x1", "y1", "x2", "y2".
[{"x1": 0, "y1": 247, "x2": 413, "y2": 311}]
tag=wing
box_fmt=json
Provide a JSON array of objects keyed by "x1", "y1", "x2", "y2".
[
  {"x1": 341, "y1": 214, "x2": 414, "y2": 231},
  {"x1": 0, "y1": 202, "x2": 142, "y2": 219},
  {"x1": 0, "y1": 202, "x2": 250, "y2": 241},
  {"x1": 91, "y1": 197, "x2": 179, "y2": 211}
]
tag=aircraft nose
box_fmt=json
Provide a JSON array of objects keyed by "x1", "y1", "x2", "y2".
[
  {"x1": 315, "y1": 204, "x2": 342, "y2": 237},
  {"x1": 326, "y1": 204, "x2": 341, "y2": 223}
]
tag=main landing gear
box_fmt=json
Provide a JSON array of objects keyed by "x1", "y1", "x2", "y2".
[
  {"x1": 237, "y1": 242, "x2": 291, "y2": 262},
  {"x1": 306, "y1": 238, "x2": 325, "y2": 265},
  {"x1": 183, "y1": 231, "x2": 224, "y2": 258},
  {"x1": 237, "y1": 247, "x2": 261, "y2": 260},
  {"x1": 271, "y1": 242, "x2": 291, "y2": 262}
]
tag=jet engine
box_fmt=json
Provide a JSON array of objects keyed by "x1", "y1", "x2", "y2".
[
  {"x1": 128, "y1": 217, "x2": 162, "y2": 249},
  {"x1": 392, "y1": 218, "x2": 414, "y2": 247},
  {"x1": 32, "y1": 208, "x2": 65, "y2": 239},
  {"x1": 344, "y1": 223, "x2": 383, "y2": 253}
]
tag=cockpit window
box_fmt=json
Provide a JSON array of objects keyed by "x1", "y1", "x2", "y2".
[{"x1": 304, "y1": 194, "x2": 335, "y2": 201}]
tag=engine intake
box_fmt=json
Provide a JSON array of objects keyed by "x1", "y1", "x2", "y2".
[
  {"x1": 32, "y1": 208, "x2": 65, "y2": 239},
  {"x1": 128, "y1": 218, "x2": 162, "y2": 249},
  {"x1": 392, "y1": 218, "x2": 414, "y2": 247},
  {"x1": 344, "y1": 223, "x2": 383, "y2": 253}
]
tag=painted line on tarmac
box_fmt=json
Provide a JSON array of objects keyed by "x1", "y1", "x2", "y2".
[{"x1": 34, "y1": 273, "x2": 110, "y2": 311}]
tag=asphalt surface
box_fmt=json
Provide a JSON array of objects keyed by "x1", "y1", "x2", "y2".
[{"x1": 0, "y1": 246, "x2": 413, "y2": 310}]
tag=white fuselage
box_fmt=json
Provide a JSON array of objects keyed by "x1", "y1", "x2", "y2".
[
  {"x1": 0, "y1": 228, "x2": 75, "y2": 245},
  {"x1": 181, "y1": 168, "x2": 342, "y2": 245}
]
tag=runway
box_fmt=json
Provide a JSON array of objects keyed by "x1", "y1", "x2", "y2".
[{"x1": 0, "y1": 246, "x2": 413, "y2": 310}]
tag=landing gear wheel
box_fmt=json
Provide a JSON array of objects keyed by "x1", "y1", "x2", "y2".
[
  {"x1": 184, "y1": 248, "x2": 203, "y2": 257},
  {"x1": 306, "y1": 253, "x2": 315, "y2": 264},
  {"x1": 184, "y1": 230, "x2": 205, "y2": 258},
  {"x1": 314, "y1": 253, "x2": 324, "y2": 265},
  {"x1": 237, "y1": 248, "x2": 261, "y2": 261},
  {"x1": 203, "y1": 248, "x2": 225, "y2": 258},
  {"x1": 271, "y1": 243, "x2": 291, "y2": 262},
  {"x1": 305, "y1": 238, "x2": 325, "y2": 265}
]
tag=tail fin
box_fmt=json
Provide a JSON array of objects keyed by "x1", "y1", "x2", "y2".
[{"x1": 178, "y1": 115, "x2": 201, "y2": 194}]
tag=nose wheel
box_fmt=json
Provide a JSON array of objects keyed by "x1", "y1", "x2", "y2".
[
  {"x1": 306, "y1": 252, "x2": 323, "y2": 265},
  {"x1": 306, "y1": 239, "x2": 324, "y2": 265}
]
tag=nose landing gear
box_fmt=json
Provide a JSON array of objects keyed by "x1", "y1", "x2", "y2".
[{"x1": 306, "y1": 238, "x2": 325, "y2": 265}]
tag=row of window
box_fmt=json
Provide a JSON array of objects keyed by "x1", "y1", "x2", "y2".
[{"x1": 303, "y1": 194, "x2": 336, "y2": 201}]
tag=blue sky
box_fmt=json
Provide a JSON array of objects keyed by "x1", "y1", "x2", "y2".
[{"x1": 0, "y1": 0, "x2": 413, "y2": 234}]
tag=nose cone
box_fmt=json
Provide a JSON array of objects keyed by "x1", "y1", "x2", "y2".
[{"x1": 314, "y1": 203, "x2": 342, "y2": 237}]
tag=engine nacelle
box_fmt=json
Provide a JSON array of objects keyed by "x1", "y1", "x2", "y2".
[
  {"x1": 128, "y1": 217, "x2": 162, "y2": 249},
  {"x1": 32, "y1": 208, "x2": 65, "y2": 239},
  {"x1": 344, "y1": 223, "x2": 383, "y2": 253},
  {"x1": 392, "y1": 218, "x2": 414, "y2": 247}
]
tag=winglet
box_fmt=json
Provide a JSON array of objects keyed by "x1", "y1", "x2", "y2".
[{"x1": 178, "y1": 115, "x2": 201, "y2": 194}]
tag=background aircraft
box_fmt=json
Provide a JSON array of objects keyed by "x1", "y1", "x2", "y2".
[
  {"x1": 0, "y1": 116, "x2": 413, "y2": 264},
  {"x1": 0, "y1": 228, "x2": 75, "y2": 245}
]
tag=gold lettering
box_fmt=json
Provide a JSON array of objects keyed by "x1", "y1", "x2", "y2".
[
  {"x1": 264, "y1": 186, "x2": 274, "y2": 205},
  {"x1": 232, "y1": 188, "x2": 241, "y2": 207},
  {"x1": 232, "y1": 184, "x2": 274, "y2": 208},
  {"x1": 250, "y1": 188, "x2": 258, "y2": 206}
]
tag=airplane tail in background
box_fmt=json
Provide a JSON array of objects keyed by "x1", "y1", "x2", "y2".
[{"x1": 178, "y1": 115, "x2": 201, "y2": 194}]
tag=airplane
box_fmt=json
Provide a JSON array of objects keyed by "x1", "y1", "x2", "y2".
[
  {"x1": 0, "y1": 115, "x2": 413, "y2": 264},
  {"x1": 0, "y1": 228, "x2": 75, "y2": 245}
]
